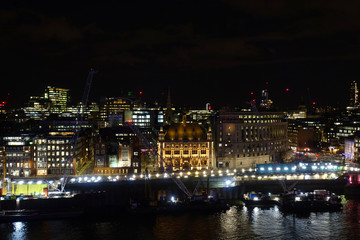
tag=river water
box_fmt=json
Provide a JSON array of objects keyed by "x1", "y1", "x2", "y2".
[{"x1": 0, "y1": 199, "x2": 359, "y2": 240}]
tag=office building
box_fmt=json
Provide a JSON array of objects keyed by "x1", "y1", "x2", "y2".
[
  {"x1": 44, "y1": 86, "x2": 70, "y2": 114},
  {"x1": 93, "y1": 126, "x2": 141, "y2": 175},
  {"x1": 216, "y1": 109, "x2": 289, "y2": 169},
  {"x1": 0, "y1": 135, "x2": 33, "y2": 177},
  {"x1": 33, "y1": 132, "x2": 75, "y2": 176}
]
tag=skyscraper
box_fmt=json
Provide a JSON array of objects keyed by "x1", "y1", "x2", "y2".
[
  {"x1": 349, "y1": 80, "x2": 359, "y2": 109},
  {"x1": 44, "y1": 86, "x2": 70, "y2": 114}
]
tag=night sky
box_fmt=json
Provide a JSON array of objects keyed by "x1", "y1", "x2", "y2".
[{"x1": 2, "y1": 0, "x2": 360, "y2": 109}]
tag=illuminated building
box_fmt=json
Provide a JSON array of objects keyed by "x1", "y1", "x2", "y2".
[
  {"x1": 100, "y1": 97, "x2": 134, "y2": 127},
  {"x1": 0, "y1": 135, "x2": 33, "y2": 177},
  {"x1": 124, "y1": 107, "x2": 164, "y2": 129},
  {"x1": 216, "y1": 110, "x2": 289, "y2": 169},
  {"x1": 158, "y1": 120, "x2": 215, "y2": 171},
  {"x1": 33, "y1": 132, "x2": 75, "y2": 176},
  {"x1": 40, "y1": 115, "x2": 92, "y2": 132},
  {"x1": 32, "y1": 129, "x2": 94, "y2": 177},
  {"x1": 66, "y1": 102, "x2": 99, "y2": 120},
  {"x1": 259, "y1": 89, "x2": 273, "y2": 109},
  {"x1": 327, "y1": 114, "x2": 360, "y2": 143},
  {"x1": 286, "y1": 105, "x2": 307, "y2": 119},
  {"x1": 348, "y1": 80, "x2": 359, "y2": 110},
  {"x1": 86, "y1": 102, "x2": 100, "y2": 120},
  {"x1": 287, "y1": 117, "x2": 325, "y2": 152},
  {"x1": 23, "y1": 96, "x2": 49, "y2": 120},
  {"x1": 344, "y1": 138, "x2": 355, "y2": 162},
  {"x1": 344, "y1": 134, "x2": 360, "y2": 164},
  {"x1": 44, "y1": 86, "x2": 70, "y2": 114},
  {"x1": 186, "y1": 105, "x2": 217, "y2": 128},
  {"x1": 93, "y1": 126, "x2": 141, "y2": 175},
  {"x1": 100, "y1": 95, "x2": 163, "y2": 129},
  {"x1": 75, "y1": 129, "x2": 94, "y2": 175},
  {"x1": 354, "y1": 135, "x2": 360, "y2": 163}
]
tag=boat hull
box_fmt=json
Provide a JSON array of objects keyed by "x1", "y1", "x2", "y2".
[{"x1": 241, "y1": 198, "x2": 278, "y2": 207}]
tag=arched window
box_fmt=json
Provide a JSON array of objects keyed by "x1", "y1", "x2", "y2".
[
  {"x1": 165, "y1": 145, "x2": 171, "y2": 155},
  {"x1": 201, "y1": 145, "x2": 206, "y2": 155},
  {"x1": 174, "y1": 145, "x2": 180, "y2": 155},
  {"x1": 183, "y1": 145, "x2": 189, "y2": 155}
]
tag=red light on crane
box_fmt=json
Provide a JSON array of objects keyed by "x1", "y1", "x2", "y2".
[
  {"x1": 139, "y1": 91, "x2": 143, "y2": 95},
  {"x1": 312, "y1": 101, "x2": 316, "y2": 105},
  {"x1": 250, "y1": 92, "x2": 254, "y2": 95},
  {"x1": 286, "y1": 88, "x2": 290, "y2": 92}
]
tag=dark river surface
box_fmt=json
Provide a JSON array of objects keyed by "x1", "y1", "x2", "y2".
[{"x1": 0, "y1": 199, "x2": 359, "y2": 240}]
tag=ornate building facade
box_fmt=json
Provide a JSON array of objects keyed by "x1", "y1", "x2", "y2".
[{"x1": 158, "y1": 122, "x2": 215, "y2": 171}]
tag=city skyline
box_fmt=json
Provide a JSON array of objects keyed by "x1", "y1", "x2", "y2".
[
  {"x1": 1, "y1": 2, "x2": 360, "y2": 237},
  {"x1": 1, "y1": 80, "x2": 356, "y2": 111},
  {"x1": 2, "y1": 1, "x2": 360, "y2": 109}
]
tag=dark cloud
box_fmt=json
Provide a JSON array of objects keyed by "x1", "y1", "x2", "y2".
[
  {"x1": 17, "y1": 16, "x2": 83, "y2": 42},
  {"x1": 1, "y1": 0, "x2": 360, "y2": 108}
]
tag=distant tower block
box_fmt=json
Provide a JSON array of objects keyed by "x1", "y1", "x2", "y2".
[
  {"x1": 349, "y1": 80, "x2": 359, "y2": 108},
  {"x1": 260, "y1": 89, "x2": 272, "y2": 109}
]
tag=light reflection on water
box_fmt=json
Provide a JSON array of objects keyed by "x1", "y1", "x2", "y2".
[
  {"x1": 0, "y1": 200, "x2": 359, "y2": 240},
  {"x1": 11, "y1": 222, "x2": 26, "y2": 240}
]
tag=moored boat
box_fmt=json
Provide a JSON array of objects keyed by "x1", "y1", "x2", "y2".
[
  {"x1": 129, "y1": 194, "x2": 230, "y2": 215},
  {"x1": 241, "y1": 192, "x2": 280, "y2": 207},
  {"x1": 278, "y1": 189, "x2": 342, "y2": 213}
]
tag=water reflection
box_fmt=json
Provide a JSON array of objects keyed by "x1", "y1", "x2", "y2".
[
  {"x1": 0, "y1": 200, "x2": 359, "y2": 240},
  {"x1": 152, "y1": 213, "x2": 218, "y2": 240},
  {"x1": 344, "y1": 199, "x2": 360, "y2": 238},
  {"x1": 218, "y1": 206, "x2": 257, "y2": 239},
  {"x1": 10, "y1": 222, "x2": 27, "y2": 240}
]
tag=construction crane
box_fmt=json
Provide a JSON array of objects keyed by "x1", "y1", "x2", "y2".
[
  {"x1": 59, "y1": 68, "x2": 97, "y2": 192},
  {"x1": 126, "y1": 122, "x2": 192, "y2": 198}
]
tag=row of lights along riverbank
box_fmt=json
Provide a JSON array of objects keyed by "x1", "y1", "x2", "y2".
[{"x1": 2, "y1": 164, "x2": 358, "y2": 186}]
